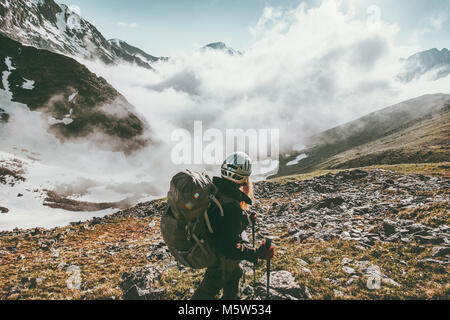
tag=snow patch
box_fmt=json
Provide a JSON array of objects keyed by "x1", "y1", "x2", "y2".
[
  {"x1": 4, "y1": 57, "x2": 16, "y2": 71},
  {"x1": 68, "y1": 92, "x2": 78, "y2": 102},
  {"x1": 48, "y1": 116, "x2": 73, "y2": 126},
  {"x1": 55, "y1": 10, "x2": 67, "y2": 33},
  {"x1": 1, "y1": 71, "x2": 11, "y2": 97},
  {"x1": 286, "y1": 154, "x2": 308, "y2": 166},
  {"x1": 1, "y1": 57, "x2": 15, "y2": 98},
  {"x1": 21, "y1": 78, "x2": 35, "y2": 90}
]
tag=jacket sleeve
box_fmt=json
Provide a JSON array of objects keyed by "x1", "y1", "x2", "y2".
[{"x1": 208, "y1": 202, "x2": 259, "y2": 263}]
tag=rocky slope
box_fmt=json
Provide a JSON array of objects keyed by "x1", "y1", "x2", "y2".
[
  {"x1": 0, "y1": 0, "x2": 161, "y2": 69},
  {"x1": 202, "y1": 42, "x2": 242, "y2": 56},
  {"x1": 0, "y1": 163, "x2": 448, "y2": 300},
  {"x1": 399, "y1": 48, "x2": 450, "y2": 82},
  {"x1": 108, "y1": 39, "x2": 168, "y2": 65},
  {"x1": 277, "y1": 94, "x2": 450, "y2": 178},
  {"x1": 0, "y1": 34, "x2": 150, "y2": 153}
]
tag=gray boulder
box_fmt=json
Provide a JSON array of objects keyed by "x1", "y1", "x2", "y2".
[
  {"x1": 242, "y1": 270, "x2": 307, "y2": 300},
  {"x1": 120, "y1": 266, "x2": 166, "y2": 300}
]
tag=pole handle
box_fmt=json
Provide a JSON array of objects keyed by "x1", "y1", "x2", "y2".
[{"x1": 265, "y1": 236, "x2": 273, "y2": 249}]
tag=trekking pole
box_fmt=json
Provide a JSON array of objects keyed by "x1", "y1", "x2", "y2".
[
  {"x1": 265, "y1": 237, "x2": 273, "y2": 300},
  {"x1": 252, "y1": 216, "x2": 256, "y2": 288}
]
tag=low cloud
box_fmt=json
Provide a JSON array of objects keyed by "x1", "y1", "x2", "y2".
[
  {"x1": 3, "y1": 0, "x2": 450, "y2": 205},
  {"x1": 82, "y1": 2, "x2": 449, "y2": 158},
  {"x1": 86, "y1": 0, "x2": 449, "y2": 154}
]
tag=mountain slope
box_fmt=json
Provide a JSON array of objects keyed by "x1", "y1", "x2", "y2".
[
  {"x1": 202, "y1": 42, "x2": 242, "y2": 56},
  {"x1": 109, "y1": 39, "x2": 167, "y2": 65},
  {"x1": 276, "y1": 94, "x2": 450, "y2": 178},
  {"x1": 399, "y1": 48, "x2": 450, "y2": 82},
  {"x1": 0, "y1": 0, "x2": 160, "y2": 69},
  {"x1": 0, "y1": 34, "x2": 150, "y2": 153},
  {"x1": 0, "y1": 163, "x2": 448, "y2": 299}
]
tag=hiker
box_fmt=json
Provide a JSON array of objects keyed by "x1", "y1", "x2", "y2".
[{"x1": 190, "y1": 152, "x2": 274, "y2": 300}]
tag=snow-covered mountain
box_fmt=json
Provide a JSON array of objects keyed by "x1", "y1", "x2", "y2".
[
  {"x1": 0, "y1": 34, "x2": 150, "y2": 153},
  {"x1": 109, "y1": 39, "x2": 168, "y2": 65},
  {"x1": 0, "y1": 33, "x2": 157, "y2": 229},
  {"x1": 399, "y1": 48, "x2": 450, "y2": 82},
  {"x1": 202, "y1": 42, "x2": 242, "y2": 56},
  {"x1": 0, "y1": 0, "x2": 161, "y2": 69},
  {"x1": 0, "y1": 1, "x2": 160, "y2": 228}
]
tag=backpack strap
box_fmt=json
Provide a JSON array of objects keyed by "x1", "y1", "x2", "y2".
[
  {"x1": 204, "y1": 194, "x2": 224, "y2": 234},
  {"x1": 204, "y1": 209, "x2": 214, "y2": 234},
  {"x1": 186, "y1": 219, "x2": 210, "y2": 257},
  {"x1": 192, "y1": 232, "x2": 209, "y2": 257},
  {"x1": 209, "y1": 194, "x2": 224, "y2": 217}
]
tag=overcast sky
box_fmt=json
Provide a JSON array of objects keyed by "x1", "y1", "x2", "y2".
[{"x1": 59, "y1": 0, "x2": 450, "y2": 57}]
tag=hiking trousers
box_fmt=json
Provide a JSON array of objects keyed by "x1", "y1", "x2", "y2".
[{"x1": 191, "y1": 257, "x2": 243, "y2": 300}]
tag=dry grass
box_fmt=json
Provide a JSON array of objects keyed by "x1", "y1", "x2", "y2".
[
  {"x1": 0, "y1": 217, "x2": 157, "y2": 299},
  {"x1": 268, "y1": 238, "x2": 449, "y2": 300},
  {"x1": 0, "y1": 163, "x2": 448, "y2": 300},
  {"x1": 271, "y1": 162, "x2": 450, "y2": 185},
  {"x1": 396, "y1": 202, "x2": 450, "y2": 228}
]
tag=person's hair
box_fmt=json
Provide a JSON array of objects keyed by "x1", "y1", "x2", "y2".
[{"x1": 238, "y1": 178, "x2": 253, "y2": 210}]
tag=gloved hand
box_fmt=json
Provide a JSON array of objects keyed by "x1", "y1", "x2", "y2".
[
  {"x1": 256, "y1": 241, "x2": 274, "y2": 260},
  {"x1": 247, "y1": 213, "x2": 257, "y2": 227}
]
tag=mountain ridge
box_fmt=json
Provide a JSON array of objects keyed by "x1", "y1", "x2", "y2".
[
  {"x1": 108, "y1": 39, "x2": 168, "y2": 64},
  {"x1": 399, "y1": 48, "x2": 450, "y2": 82},
  {"x1": 275, "y1": 93, "x2": 450, "y2": 178},
  {"x1": 0, "y1": 0, "x2": 160, "y2": 69},
  {"x1": 0, "y1": 34, "x2": 150, "y2": 154},
  {"x1": 0, "y1": 162, "x2": 448, "y2": 299},
  {"x1": 202, "y1": 41, "x2": 242, "y2": 55}
]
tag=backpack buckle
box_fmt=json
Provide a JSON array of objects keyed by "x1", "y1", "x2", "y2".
[{"x1": 185, "y1": 225, "x2": 192, "y2": 241}]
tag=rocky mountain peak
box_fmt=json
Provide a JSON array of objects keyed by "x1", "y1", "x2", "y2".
[
  {"x1": 0, "y1": 0, "x2": 158, "y2": 69},
  {"x1": 399, "y1": 47, "x2": 450, "y2": 82},
  {"x1": 202, "y1": 41, "x2": 242, "y2": 56},
  {"x1": 0, "y1": 34, "x2": 150, "y2": 154}
]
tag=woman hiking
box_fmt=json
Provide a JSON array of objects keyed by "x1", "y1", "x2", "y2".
[{"x1": 191, "y1": 152, "x2": 275, "y2": 300}]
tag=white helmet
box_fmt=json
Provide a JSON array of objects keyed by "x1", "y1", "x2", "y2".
[{"x1": 221, "y1": 152, "x2": 252, "y2": 184}]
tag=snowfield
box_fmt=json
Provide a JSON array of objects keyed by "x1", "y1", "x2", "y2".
[
  {"x1": 0, "y1": 151, "x2": 120, "y2": 231},
  {"x1": 0, "y1": 87, "x2": 160, "y2": 231},
  {"x1": 2, "y1": 0, "x2": 450, "y2": 233}
]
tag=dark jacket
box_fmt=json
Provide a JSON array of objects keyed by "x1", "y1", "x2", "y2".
[{"x1": 207, "y1": 177, "x2": 259, "y2": 263}]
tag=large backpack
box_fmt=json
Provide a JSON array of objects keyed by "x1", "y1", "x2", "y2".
[{"x1": 160, "y1": 170, "x2": 224, "y2": 269}]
